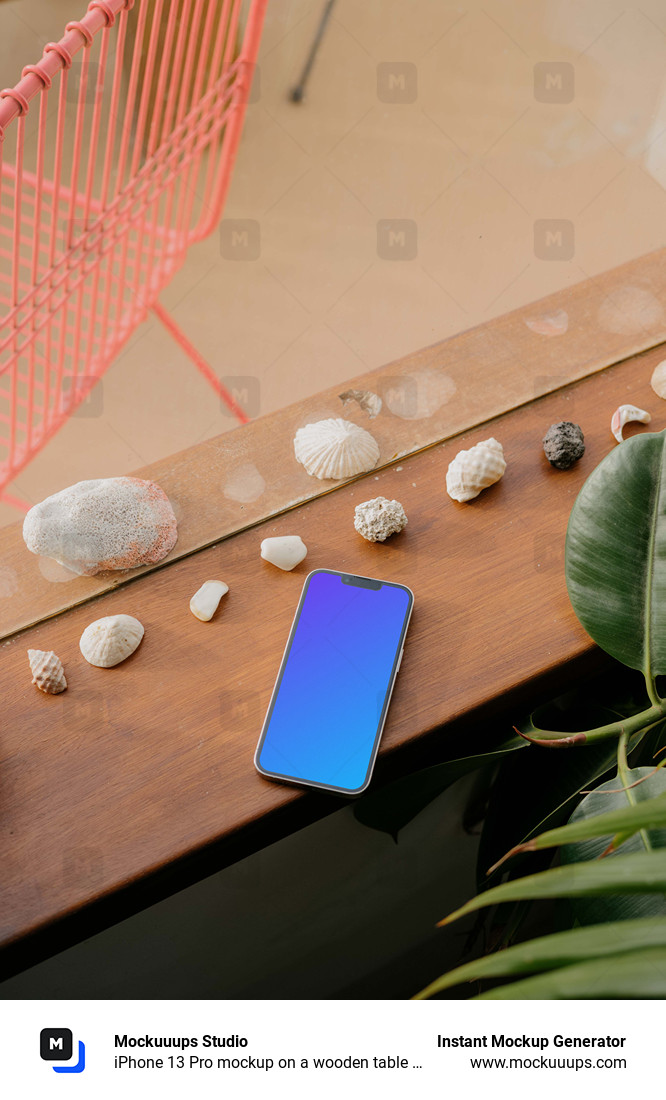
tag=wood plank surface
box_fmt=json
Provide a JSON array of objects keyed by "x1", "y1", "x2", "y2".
[
  {"x1": 2, "y1": 340, "x2": 665, "y2": 952},
  {"x1": 3, "y1": 247, "x2": 666, "y2": 640}
]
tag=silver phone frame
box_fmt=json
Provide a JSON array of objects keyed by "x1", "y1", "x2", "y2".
[{"x1": 253, "y1": 567, "x2": 414, "y2": 797}]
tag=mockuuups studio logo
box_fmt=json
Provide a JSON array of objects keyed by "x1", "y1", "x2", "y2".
[{"x1": 40, "y1": 1028, "x2": 86, "y2": 1074}]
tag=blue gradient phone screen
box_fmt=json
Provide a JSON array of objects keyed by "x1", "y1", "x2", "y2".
[{"x1": 257, "y1": 571, "x2": 412, "y2": 793}]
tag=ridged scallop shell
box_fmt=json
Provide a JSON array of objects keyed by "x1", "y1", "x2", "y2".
[
  {"x1": 79, "y1": 614, "x2": 144, "y2": 668},
  {"x1": 27, "y1": 649, "x2": 67, "y2": 694},
  {"x1": 294, "y1": 418, "x2": 380, "y2": 480},
  {"x1": 446, "y1": 437, "x2": 506, "y2": 502}
]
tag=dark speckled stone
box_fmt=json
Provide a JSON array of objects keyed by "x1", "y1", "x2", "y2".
[{"x1": 543, "y1": 421, "x2": 585, "y2": 470}]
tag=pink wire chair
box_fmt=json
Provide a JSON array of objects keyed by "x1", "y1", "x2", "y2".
[{"x1": 0, "y1": 0, "x2": 267, "y2": 509}]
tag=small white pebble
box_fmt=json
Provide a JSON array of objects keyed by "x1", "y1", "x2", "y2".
[
  {"x1": 395, "y1": 466, "x2": 403, "y2": 472},
  {"x1": 261, "y1": 535, "x2": 307, "y2": 571},
  {"x1": 190, "y1": 579, "x2": 229, "y2": 621}
]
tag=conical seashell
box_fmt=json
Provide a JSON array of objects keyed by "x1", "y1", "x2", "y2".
[
  {"x1": 261, "y1": 535, "x2": 307, "y2": 571},
  {"x1": 79, "y1": 614, "x2": 144, "y2": 667},
  {"x1": 446, "y1": 437, "x2": 506, "y2": 503},
  {"x1": 294, "y1": 418, "x2": 380, "y2": 480},
  {"x1": 611, "y1": 404, "x2": 651, "y2": 442},
  {"x1": 27, "y1": 649, "x2": 67, "y2": 694},
  {"x1": 190, "y1": 580, "x2": 229, "y2": 621}
]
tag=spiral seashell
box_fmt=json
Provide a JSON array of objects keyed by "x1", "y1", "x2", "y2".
[
  {"x1": 446, "y1": 437, "x2": 506, "y2": 503},
  {"x1": 27, "y1": 649, "x2": 67, "y2": 694},
  {"x1": 294, "y1": 418, "x2": 380, "y2": 480},
  {"x1": 79, "y1": 614, "x2": 144, "y2": 668}
]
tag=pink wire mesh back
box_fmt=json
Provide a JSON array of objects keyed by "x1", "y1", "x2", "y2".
[{"x1": 0, "y1": 0, "x2": 266, "y2": 500}]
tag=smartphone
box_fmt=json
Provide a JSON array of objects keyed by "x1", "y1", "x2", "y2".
[{"x1": 254, "y1": 568, "x2": 413, "y2": 797}]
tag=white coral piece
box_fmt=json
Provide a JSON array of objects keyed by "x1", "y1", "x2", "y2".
[
  {"x1": 354, "y1": 497, "x2": 407, "y2": 542},
  {"x1": 294, "y1": 418, "x2": 380, "y2": 480},
  {"x1": 446, "y1": 437, "x2": 506, "y2": 503}
]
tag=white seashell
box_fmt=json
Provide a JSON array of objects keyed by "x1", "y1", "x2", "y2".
[
  {"x1": 79, "y1": 614, "x2": 144, "y2": 667},
  {"x1": 339, "y1": 389, "x2": 382, "y2": 418},
  {"x1": 261, "y1": 535, "x2": 307, "y2": 571},
  {"x1": 190, "y1": 580, "x2": 229, "y2": 621},
  {"x1": 446, "y1": 437, "x2": 506, "y2": 503},
  {"x1": 27, "y1": 649, "x2": 67, "y2": 694},
  {"x1": 611, "y1": 404, "x2": 651, "y2": 443},
  {"x1": 294, "y1": 418, "x2": 380, "y2": 480},
  {"x1": 651, "y1": 361, "x2": 666, "y2": 399},
  {"x1": 354, "y1": 497, "x2": 407, "y2": 542}
]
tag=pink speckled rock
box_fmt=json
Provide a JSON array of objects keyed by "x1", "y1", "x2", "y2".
[{"x1": 23, "y1": 477, "x2": 178, "y2": 575}]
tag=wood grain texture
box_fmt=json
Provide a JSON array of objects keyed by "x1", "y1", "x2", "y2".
[
  {"x1": 3, "y1": 247, "x2": 666, "y2": 639},
  {"x1": 2, "y1": 341, "x2": 666, "y2": 951}
]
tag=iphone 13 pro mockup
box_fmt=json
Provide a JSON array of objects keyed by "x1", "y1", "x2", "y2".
[{"x1": 254, "y1": 568, "x2": 413, "y2": 796}]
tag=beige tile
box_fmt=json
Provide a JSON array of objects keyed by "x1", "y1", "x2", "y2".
[
  {"x1": 168, "y1": 258, "x2": 311, "y2": 378},
  {"x1": 223, "y1": 108, "x2": 312, "y2": 216},
  {"x1": 261, "y1": 167, "x2": 374, "y2": 314},
  {"x1": 487, "y1": 1, "x2": 625, "y2": 58},
  {"x1": 260, "y1": 323, "x2": 366, "y2": 414},
  {"x1": 260, "y1": 13, "x2": 376, "y2": 158},
  {"x1": 578, "y1": 10, "x2": 666, "y2": 158},
  {"x1": 327, "y1": 104, "x2": 467, "y2": 217},
  {"x1": 334, "y1": 0, "x2": 465, "y2": 63},
  {"x1": 419, "y1": 10, "x2": 533, "y2": 159},
  {"x1": 575, "y1": 163, "x2": 666, "y2": 277},
  {"x1": 328, "y1": 261, "x2": 467, "y2": 369},
  {"x1": 420, "y1": 166, "x2": 532, "y2": 312}
]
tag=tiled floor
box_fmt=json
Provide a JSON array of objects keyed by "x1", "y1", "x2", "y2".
[{"x1": 1, "y1": 0, "x2": 666, "y2": 525}]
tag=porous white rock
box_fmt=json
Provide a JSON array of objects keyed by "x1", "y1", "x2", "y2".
[
  {"x1": 260, "y1": 535, "x2": 307, "y2": 571},
  {"x1": 354, "y1": 497, "x2": 407, "y2": 542},
  {"x1": 23, "y1": 477, "x2": 178, "y2": 575},
  {"x1": 79, "y1": 614, "x2": 144, "y2": 667},
  {"x1": 190, "y1": 580, "x2": 229, "y2": 621}
]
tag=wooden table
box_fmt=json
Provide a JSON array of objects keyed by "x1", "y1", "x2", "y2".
[{"x1": 2, "y1": 249, "x2": 666, "y2": 977}]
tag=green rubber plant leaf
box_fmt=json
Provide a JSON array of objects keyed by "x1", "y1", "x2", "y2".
[
  {"x1": 560, "y1": 767, "x2": 666, "y2": 924},
  {"x1": 413, "y1": 917, "x2": 666, "y2": 999},
  {"x1": 438, "y1": 851, "x2": 666, "y2": 926},
  {"x1": 474, "y1": 947, "x2": 666, "y2": 999},
  {"x1": 565, "y1": 430, "x2": 666, "y2": 678}
]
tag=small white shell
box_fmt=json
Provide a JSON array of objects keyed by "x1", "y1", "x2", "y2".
[
  {"x1": 611, "y1": 404, "x2": 651, "y2": 443},
  {"x1": 261, "y1": 535, "x2": 307, "y2": 571},
  {"x1": 190, "y1": 580, "x2": 229, "y2": 621},
  {"x1": 446, "y1": 437, "x2": 506, "y2": 503},
  {"x1": 79, "y1": 614, "x2": 144, "y2": 667},
  {"x1": 27, "y1": 649, "x2": 67, "y2": 694},
  {"x1": 354, "y1": 497, "x2": 407, "y2": 542},
  {"x1": 294, "y1": 418, "x2": 380, "y2": 480},
  {"x1": 652, "y1": 361, "x2": 666, "y2": 399}
]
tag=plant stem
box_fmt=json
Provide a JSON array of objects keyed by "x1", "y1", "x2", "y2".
[
  {"x1": 617, "y1": 730, "x2": 652, "y2": 851},
  {"x1": 647, "y1": 675, "x2": 662, "y2": 708},
  {"x1": 526, "y1": 703, "x2": 666, "y2": 745}
]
